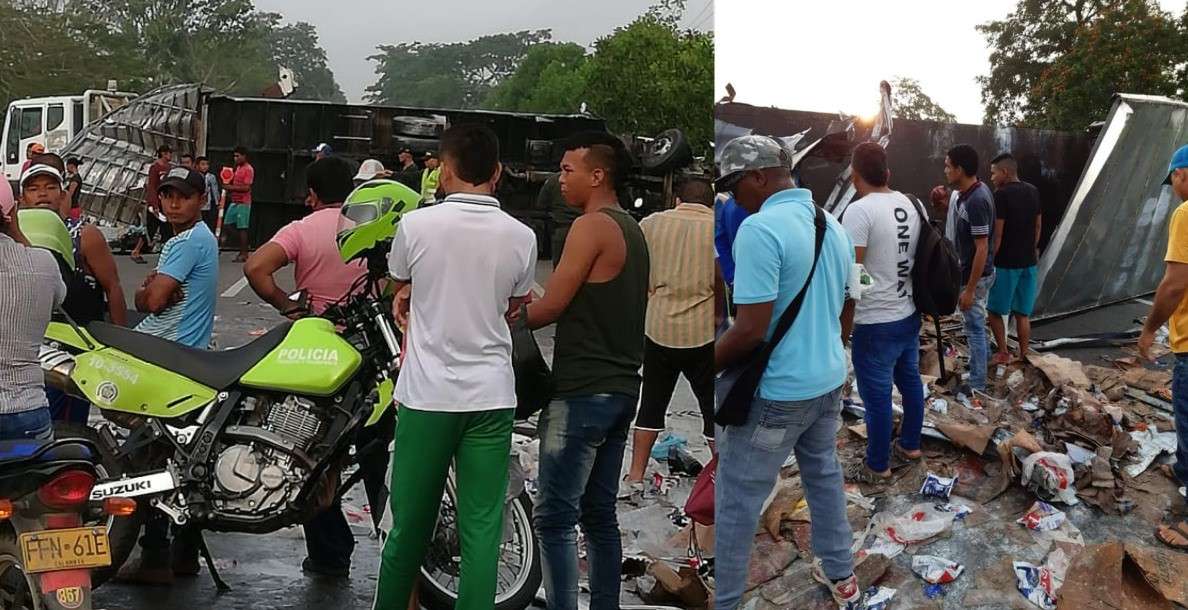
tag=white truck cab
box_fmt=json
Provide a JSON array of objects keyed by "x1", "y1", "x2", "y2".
[{"x1": 2, "y1": 88, "x2": 135, "y2": 183}]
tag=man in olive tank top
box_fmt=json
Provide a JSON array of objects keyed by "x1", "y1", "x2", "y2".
[{"x1": 527, "y1": 132, "x2": 649, "y2": 610}]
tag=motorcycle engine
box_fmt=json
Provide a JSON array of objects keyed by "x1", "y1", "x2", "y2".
[{"x1": 211, "y1": 395, "x2": 325, "y2": 515}]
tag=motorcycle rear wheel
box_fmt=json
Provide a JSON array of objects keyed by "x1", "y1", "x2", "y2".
[
  {"x1": 51, "y1": 422, "x2": 142, "y2": 589},
  {"x1": 418, "y1": 491, "x2": 541, "y2": 610},
  {"x1": 0, "y1": 526, "x2": 39, "y2": 610}
]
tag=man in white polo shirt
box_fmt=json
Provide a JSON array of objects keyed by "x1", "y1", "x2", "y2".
[{"x1": 374, "y1": 124, "x2": 537, "y2": 610}]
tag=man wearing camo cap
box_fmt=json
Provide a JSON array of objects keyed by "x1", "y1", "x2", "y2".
[{"x1": 713, "y1": 135, "x2": 861, "y2": 610}]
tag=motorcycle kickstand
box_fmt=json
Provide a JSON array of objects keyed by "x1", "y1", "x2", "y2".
[{"x1": 197, "y1": 532, "x2": 231, "y2": 593}]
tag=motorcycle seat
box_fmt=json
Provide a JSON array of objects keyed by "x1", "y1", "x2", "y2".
[
  {"x1": 0, "y1": 439, "x2": 92, "y2": 464},
  {"x1": 87, "y1": 321, "x2": 293, "y2": 390}
]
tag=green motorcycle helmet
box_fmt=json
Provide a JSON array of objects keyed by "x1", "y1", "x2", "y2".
[
  {"x1": 336, "y1": 179, "x2": 421, "y2": 263},
  {"x1": 18, "y1": 208, "x2": 75, "y2": 273}
]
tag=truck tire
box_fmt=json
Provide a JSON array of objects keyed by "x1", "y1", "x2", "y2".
[
  {"x1": 641, "y1": 128, "x2": 693, "y2": 175},
  {"x1": 392, "y1": 136, "x2": 440, "y2": 157},
  {"x1": 392, "y1": 116, "x2": 443, "y2": 138}
]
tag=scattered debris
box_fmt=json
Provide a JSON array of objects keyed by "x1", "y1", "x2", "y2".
[
  {"x1": 1020, "y1": 452, "x2": 1078, "y2": 505},
  {"x1": 1013, "y1": 548, "x2": 1069, "y2": 610},
  {"x1": 920, "y1": 472, "x2": 957, "y2": 499},
  {"x1": 911, "y1": 554, "x2": 965, "y2": 584},
  {"x1": 1125, "y1": 428, "x2": 1178, "y2": 478},
  {"x1": 1017, "y1": 501, "x2": 1067, "y2": 531},
  {"x1": 872, "y1": 503, "x2": 962, "y2": 545}
]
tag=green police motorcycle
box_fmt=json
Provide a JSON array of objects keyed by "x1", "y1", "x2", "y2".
[{"x1": 39, "y1": 181, "x2": 541, "y2": 609}]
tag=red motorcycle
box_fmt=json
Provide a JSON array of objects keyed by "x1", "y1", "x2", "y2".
[{"x1": 0, "y1": 437, "x2": 134, "y2": 610}]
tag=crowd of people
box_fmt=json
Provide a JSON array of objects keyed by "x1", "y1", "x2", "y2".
[
  {"x1": 0, "y1": 119, "x2": 724, "y2": 610},
  {"x1": 711, "y1": 135, "x2": 1059, "y2": 609}
]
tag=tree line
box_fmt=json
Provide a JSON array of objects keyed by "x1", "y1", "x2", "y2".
[{"x1": 0, "y1": 0, "x2": 712, "y2": 151}]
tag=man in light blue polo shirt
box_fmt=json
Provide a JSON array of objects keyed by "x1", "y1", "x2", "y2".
[{"x1": 713, "y1": 135, "x2": 858, "y2": 610}]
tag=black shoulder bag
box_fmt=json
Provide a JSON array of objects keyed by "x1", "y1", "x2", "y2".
[{"x1": 714, "y1": 205, "x2": 828, "y2": 426}]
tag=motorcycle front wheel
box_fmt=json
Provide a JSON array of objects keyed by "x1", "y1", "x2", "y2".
[{"x1": 418, "y1": 490, "x2": 541, "y2": 610}]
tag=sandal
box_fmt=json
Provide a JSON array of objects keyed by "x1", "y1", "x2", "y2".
[
  {"x1": 991, "y1": 352, "x2": 1011, "y2": 366},
  {"x1": 845, "y1": 461, "x2": 891, "y2": 485},
  {"x1": 1156, "y1": 521, "x2": 1188, "y2": 550},
  {"x1": 130, "y1": 255, "x2": 147, "y2": 264},
  {"x1": 893, "y1": 442, "x2": 923, "y2": 462}
]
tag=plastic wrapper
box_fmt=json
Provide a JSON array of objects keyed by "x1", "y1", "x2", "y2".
[
  {"x1": 1013, "y1": 562, "x2": 1057, "y2": 610},
  {"x1": 1013, "y1": 549, "x2": 1069, "y2": 610},
  {"x1": 920, "y1": 472, "x2": 956, "y2": 499},
  {"x1": 861, "y1": 586, "x2": 897, "y2": 609},
  {"x1": 873, "y1": 503, "x2": 960, "y2": 545},
  {"x1": 1017, "y1": 501, "x2": 1066, "y2": 531},
  {"x1": 1020, "y1": 452, "x2": 1078, "y2": 505},
  {"x1": 911, "y1": 554, "x2": 964, "y2": 584},
  {"x1": 934, "y1": 503, "x2": 972, "y2": 520}
]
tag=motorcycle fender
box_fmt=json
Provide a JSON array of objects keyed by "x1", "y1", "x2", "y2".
[
  {"x1": 71, "y1": 350, "x2": 216, "y2": 417},
  {"x1": 45, "y1": 321, "x2": 99, "y2": 352},
  {"x1": 240, "y1": 318, "x2": 362, "y2": 397},
  {"x1": 364, "y1": 377, "x2": 394, "y2": 427},
  {"x1": 89, "y1": 470, "x2": 177, "y2": 501}
]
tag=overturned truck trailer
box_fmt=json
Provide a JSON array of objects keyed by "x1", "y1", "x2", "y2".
[
  {"x1": 1034, "y1": 94, "x2": 1188, "y2": 320},
  {"x1": 715, "y1": 93, "x2": 1188, "y2": 320},
  {"x1": 62, "y1": 84, "x2": 695, "y2": 252}
]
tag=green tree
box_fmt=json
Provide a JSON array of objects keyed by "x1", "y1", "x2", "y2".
[
  {"x1": 582, "y1": 0, "x2": 713, "y2": 152},
  {"x1": 484, "y1": 42, "x2": 589, "y2": 113},
  {"x1": 365, "y1": 30, "x2": 552, "y2": 108},
  {"x1": 0, "y1": 1, "x2": 142, "y2": 110},
  {"x1": 978, "y1": 0, "x2": 1187, "y2": 128},
  {"x1": 890, "y1": 77, "x2": 956, "y2": 123},
  {"x1": 262, "y1": 16, "x2": 346, "y2": 103},
  {"x1": 1, "y1": 0, "x2": 344, "y2": 109}
]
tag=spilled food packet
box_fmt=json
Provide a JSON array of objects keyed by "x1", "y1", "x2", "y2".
[
  {"x1": 1017, "y1": 501, "x2": 1066, "y2": 531},
  {"x1": 920, "y1": 472, "x2": 956, "y2": 499},
  {"x1": 923, "y1": 582, "x2": 945, "y2": 599},
  {"x1": 861, "y1": 586, "x2": 897, "y2": 609},
  {"x1": 928, "y1": 397, "x2": 948, "y2": 414},
  {"x1": 911, "y1": 554, "x2": 965, "y2": 584},
  {"x1": 1013, "y1": 561, "x2": 1057, "y2": 610},
  {"x1": 858, "y1": 538, "x2": 906, "y2": 561},
  {"x1": 934, "y1": 502, "x2": 972, "y2": 520}
]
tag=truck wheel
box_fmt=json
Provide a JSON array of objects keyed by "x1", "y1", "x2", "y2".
[
  {"x1": 392, "y1": 116, "x2": 443, "y2": 138},
  {"x1": 641, "y1": 128, "x2": 693, "y2": 175}
]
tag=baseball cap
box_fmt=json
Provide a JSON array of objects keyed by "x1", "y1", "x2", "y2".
[
  {"x1": 714, "y1": 135, "x2": 792, "y2": 193},
  {"x1": 354, "y1": 159, "x2": 389, "y2": 182},
  {"x1": 312, "y1": 143, "x2": 332, "y2": 155},
  {"x1": 1165, "y1": 144, "x2": 1188, "y2": 185},
  {"x1": 398, "y1": 147, "x2": 413, "y2": 155},
  {"x1": 20, "y1": 163, "x2": 64, "y2": 187},
  {"x1": 423, "y1": 151, "x2": 436, "y2": 160},
  {"x1": 158, "y1": 166, "x2": 206, "y2": 196}
]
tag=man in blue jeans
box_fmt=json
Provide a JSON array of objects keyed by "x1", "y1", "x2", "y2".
[
  {"x1": 1139, "y1": 144, "x2": 1188, "y2": 549},
  {"x1": 944, "y1": 144, "x2": 995, "y2": 393},
  {"x1": 840, "y1": 143, "x2": 925, "y2": 483},
  {"x1": 713, "y1": 135, "x2": 858, "y2": 610},
  {"x1": 527, "y1": 131, "x2": 648, "y2": 610}
]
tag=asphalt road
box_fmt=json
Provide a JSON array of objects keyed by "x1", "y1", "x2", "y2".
[{"x1": 90, "y1": 251, "x2": 708, "y2": 610}]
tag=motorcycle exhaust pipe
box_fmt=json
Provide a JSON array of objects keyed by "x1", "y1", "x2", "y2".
[{"x1": 39, "y1": 346, "x2": 85, "y2": 399}]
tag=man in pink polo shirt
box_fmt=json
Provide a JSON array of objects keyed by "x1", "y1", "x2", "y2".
[
  {"x1": 244, "y1": 156, "x2": 383, "y2": 577},
  {"x1": 245, "y1": 156, "x2": 365, "y2": 316}
]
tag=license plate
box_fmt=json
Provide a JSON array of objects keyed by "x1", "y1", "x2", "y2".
[{"x1": 19, "y1": 527, "x2": 111, "y2": 574}]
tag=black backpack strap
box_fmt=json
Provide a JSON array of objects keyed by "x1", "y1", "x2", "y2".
[
  {"x1": 908, "y1": 194, "x2": 927, "y2": 225},
  {"x1": 760, "y1": 205, "x2": 827, "y2": 359}
]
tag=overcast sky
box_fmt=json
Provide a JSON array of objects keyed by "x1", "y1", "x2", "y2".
[
  {"x1": 256, "y1": 0, "x2": 713, "y2": 103},
  {"x1": 716, "y1": 0, "x2": 1184, "y2": 124}
]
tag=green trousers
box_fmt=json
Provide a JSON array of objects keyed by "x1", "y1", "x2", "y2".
[{"x1": 373, "y1": 405, "x2": 514, "y2": 610}]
